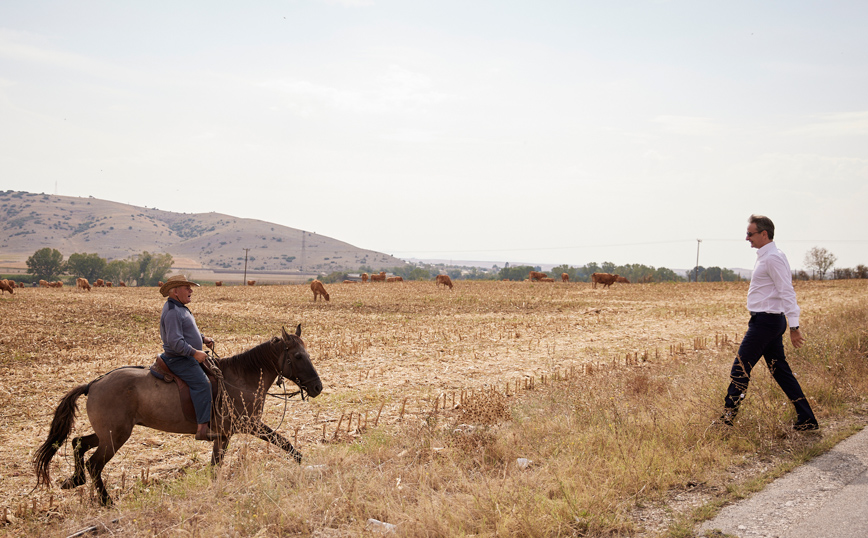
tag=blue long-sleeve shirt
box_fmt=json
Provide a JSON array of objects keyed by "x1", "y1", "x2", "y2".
[{"x1": 160, "y1": 298, "x2": 204, "y2": 358}]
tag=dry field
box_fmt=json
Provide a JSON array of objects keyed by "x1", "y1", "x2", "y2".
[{"x1": 1, "y1": 279, "x2": 866, "y2": 535}]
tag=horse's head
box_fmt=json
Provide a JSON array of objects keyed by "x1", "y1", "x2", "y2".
[{"x1": 278, "y1": 324, "x2": 322, "y2": 398}]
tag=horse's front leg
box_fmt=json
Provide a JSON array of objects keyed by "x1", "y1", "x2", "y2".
[
  {"x1": 211, "y1": 435, "x2": 232, "y2": 466},
  {"x1": 253, "y1": 422, "x2": 302, "y2": 463}
]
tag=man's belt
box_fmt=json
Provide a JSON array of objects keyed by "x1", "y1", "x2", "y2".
[{"x1": 750, "y1": 311, "x2": 784, "y2": 316}]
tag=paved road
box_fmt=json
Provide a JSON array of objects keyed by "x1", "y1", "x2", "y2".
[{"x1": 699, "y1": 425, "x2": 868, "y2": 538}]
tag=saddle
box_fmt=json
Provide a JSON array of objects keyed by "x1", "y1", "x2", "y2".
[{"x1": 149, "y1": 356, "x2": 220, "y2": 424}]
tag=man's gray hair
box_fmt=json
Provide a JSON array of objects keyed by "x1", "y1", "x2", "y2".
[{"x1": 749, "y1": 214, "x2": 775, "y2": 240}]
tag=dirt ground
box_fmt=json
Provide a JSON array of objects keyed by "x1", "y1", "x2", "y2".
[{"x1": 1, "y1": 279, "x2": 865, "y2": 528}]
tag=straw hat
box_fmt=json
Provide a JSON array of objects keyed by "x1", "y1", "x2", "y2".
[{"x1": 160, "y1": 274, "x2": 200, "y2": 297}]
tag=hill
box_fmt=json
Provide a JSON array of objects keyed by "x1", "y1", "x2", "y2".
[{"x1": 0, "y1": 190, "x2": 404, "y2": 275}]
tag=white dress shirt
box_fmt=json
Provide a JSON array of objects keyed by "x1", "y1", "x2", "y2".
[{"x1": 747, "y1": 242, "x2": 800, "y2": 328}]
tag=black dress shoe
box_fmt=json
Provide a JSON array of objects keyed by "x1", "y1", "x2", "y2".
[{"x1": 793, "y1": 419, "x2": 819, "y2": 431}]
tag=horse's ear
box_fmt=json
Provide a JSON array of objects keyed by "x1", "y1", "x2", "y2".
[
  {"x1": 295, "y1": 323, "x2": 302, "y2": 337},
  {"x1": 281, "y1": 326, "x2": 290, "y2": 340}
]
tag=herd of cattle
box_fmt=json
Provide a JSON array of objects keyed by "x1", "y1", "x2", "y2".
[
  {"x1": 529, "y1": 271, "x2": 628, "y2": 288},
  {"x1": 0, "y1": 270, "x2": 630, "y2": 300}
]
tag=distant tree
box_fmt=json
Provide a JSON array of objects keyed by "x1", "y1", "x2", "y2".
[
  {"x1": 320, "y1": 271, "x2": 347, "y2": 284},
  {"x1": 654, "y1": 267, "x2": 683, "y2": 282},
  {"x1": 833, "y1": 267, "x2": 853, "y2": 280},
  {"x1": 804, "y1": 247, "x2": 836, "y2": 280},
  {"x1": 447, "y1": 269, "x2": 462, "y2": 280},
  {"x1": 132, "y1": 251, "x2": 174, "y2": 286},
  {"x1": 551, "y1": 264, "x2": 577, "y2": 282},
  {"x1": 66, "y1": 252, "x2": 107, "y2": 282},
  {"x1": 26, "y1": 247, "x2": 65, "y2": 281},
  {"x1": 600, "y1": 261, "x2": 616, "y2": 274},
  {"x1": 793, "y1": 269, "x2": 811, "y2": 281},
  {"x1": 104, "y1": 259, "x2": 136, "y2": 285},
  {"x1": 855, "y1": 265, "x2": 868, "y2": 279},
  {"x1": 499, "y1": 265, "x2": 536, "y2": 281}
]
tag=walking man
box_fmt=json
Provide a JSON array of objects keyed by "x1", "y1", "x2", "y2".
[{"x1": 721, "y1": 215, "x2": 818, "y2": 431}]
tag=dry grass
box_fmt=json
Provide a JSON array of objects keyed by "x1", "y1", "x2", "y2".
[{"x1": 1, "y1": 280, "x2": 866, "y2": 536}]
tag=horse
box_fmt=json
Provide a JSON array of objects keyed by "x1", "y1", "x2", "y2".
[{"x1": 34, "y1": 325, "x2": 322, "y2": 506}]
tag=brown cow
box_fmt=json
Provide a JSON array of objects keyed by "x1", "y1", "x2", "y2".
[
  {"x1": 529, "y1": 271, "x2": 547, "y2": 282},
  {"x1": 386, "y1": 276, "x2": 404, "y2": 283},
  {"x1": 435, "y1": 274, "x2": 453, "y2": 289},
  {"x1": 361, "y1": 273, "x2": 369, "y2": 283},
  {"x1": 106, "y1": 282, "x2": 113, "y2": 287},
  {"x1": 561, "y1": 273, "x2": 569, "y2": 283},
  {"x1": 616, "y1": 276, "x2": 630, "y2": 284},
  {"x1": 370, "y1": 272, "x2": 386, "y2": 282},
  {"x1": 76, "y1": 277, "x2": 91, "y2": 291},
  {"x1": 94, "y1": 279, "x2": 105, "y2": 287},
  {"x1": 39, "y1": 279, "x2": 50, "y2": 288},
  {"x1": 247, "y1": 280, "x2": 256, "y2": 286},
  {"x1": 0, "y1": 280, "x2": 13, "y2": 295},
  {"x1": 215, "y1": 281, "x2": 223, "y2": 286},
  {"x1": 5, "y1": 279, "x2": 16, "y2": 288},
  {"x1": 540, "y1": 277, "x2": 555, "y2": 282},
  {"x1": 118, "y1": 281, "x2": 126, "y2": 287},
  {"x1": 591, "y1": 272, "x2": 619, "y2": 289},
  {"x1": 342, "y1": 280, "x2": 357, "y2": 284},
  {"x1": 310, "y1": 279, "x2": 330, "y2": 302}
]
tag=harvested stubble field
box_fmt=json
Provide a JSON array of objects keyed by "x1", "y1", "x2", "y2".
[{"x1": 1, "y1": 279, "x2": 867, "y2": 536}]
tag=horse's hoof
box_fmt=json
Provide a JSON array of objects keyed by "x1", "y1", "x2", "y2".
[{"x1": 61, "y1": 477, "x2": 84, "y2": 489}]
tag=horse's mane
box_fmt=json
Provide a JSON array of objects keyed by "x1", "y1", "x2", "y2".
[{"x1": 218, "y1": 337, "x2": 282, "y2": 377}]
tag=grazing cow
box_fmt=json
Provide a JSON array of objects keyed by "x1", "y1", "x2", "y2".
[
  {"x1": 118, "y1": 281, "x2": 126, "y2": 287},
  {"x1": 5, "y1": 279, "x2": 16, "y2": 288},
  {"x1": 215, "y1": 281, "x2": 223, "y2": 286},
  {"x1": 370, "y1": 272, "x2": 386, "y2": 282},
  {"x1": 158, "y1": 281, "x2": 164, "y2": 287},
  {"x1": 39, "y1": 280, "x2": 50, "y2": 288},
  {"x1": 106, "y1": 282, "x2": 113, "y2": 287},
  {"x1": 435, "y1": 274, "x2": 454, "y2": 289},
  {"x1": 529, "y1": 271, "x2": 547, "y2": 282},
  {"x1": 616, "y1": 276, "x2": 630, "y2": 284},
  {"x1": 247, "y1": 280, "x2": 256, "y2": 286},
  {"x1": 0, "y1": 280, "x2": 13, "y2": 295},
  {"x1": 94, "y1": 279, "x2": 105, "y2": 287},
  {"x1": 342, "y1": 280, "x2": 357, "y2": 284},
  {"x1": 540, "y1": 277, "x2": 555, "y2": 282},
  {"x1": 361, "y1": 273, "x2": 369, "y2": 283},
  {"x1": 76, "y1": 278, "x2": 91, "y2": 291},
  {"x1": 310, "y1": 279, "x2": 330, "y2": 302},
  {"x1": 591, "y1": 272, "x2": 619, "y2": 289},
  {"x1": 386, "y1": 276, "x2": 404, "y2": 283},
  {"x1": 561, "y1": 273, "x2": 569, "y2": 283}
]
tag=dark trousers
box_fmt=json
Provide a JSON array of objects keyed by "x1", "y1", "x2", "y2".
[
  {"x1": 724, "y1": 313, "x2": 815, "y2": 423},
  {"x1": 162, "y1": 354, "x2": 212, "y2": 425}
]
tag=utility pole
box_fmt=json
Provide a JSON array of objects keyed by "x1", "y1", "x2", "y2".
[
  {"x1": 694, "y1": 239, "x2": 702, "y2": 282},
  {"x1": 242, "y1": 248, "x2": 250, "y2": 285}
]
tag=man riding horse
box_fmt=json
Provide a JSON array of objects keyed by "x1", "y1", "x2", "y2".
[{"x1": 159, "y1": 274, "x2": 218, "y2": 441}]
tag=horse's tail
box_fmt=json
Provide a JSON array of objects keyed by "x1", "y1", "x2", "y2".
[{"x1": 33, "y1": 383, "x2": 89, "y2": 487}]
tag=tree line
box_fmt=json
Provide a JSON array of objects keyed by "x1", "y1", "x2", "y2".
[{"x1": 23, "y1": 248, "x2": 174, "y2": 286}]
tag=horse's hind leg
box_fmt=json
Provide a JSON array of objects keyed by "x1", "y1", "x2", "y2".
[
  {"x1": 87, "y1": 426, "x2": 132, "y2": 506},
  {"x1": 61, "y1": 433, "x2": 99, "y2": 489}
]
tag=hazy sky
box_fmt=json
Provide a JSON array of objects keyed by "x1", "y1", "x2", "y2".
[{"x1": 2, "y1": 1, "x2": 867, "y2": 271}]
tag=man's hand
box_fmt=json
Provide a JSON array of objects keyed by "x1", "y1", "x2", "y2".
[
  {"x1": 203, "y1": 336, "x2": 215, "y2": 351},
  {"x1": 193, "y1": 349, "x2": 208, "y2": 363},
  {"x1": 790, "y1": 328, "x2": 805, "y2": 349}
]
